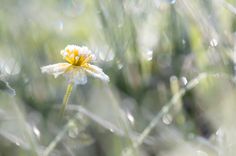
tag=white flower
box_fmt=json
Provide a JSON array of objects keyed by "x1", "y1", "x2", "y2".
[{"x1": 41, "y1": 45, "x2": 109, "y2": 85}]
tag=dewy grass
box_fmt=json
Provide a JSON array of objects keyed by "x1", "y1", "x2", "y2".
[
  {"x1": 41, "y1": 45, "x2": 109, "y2": 115},
  {"x1": 3, "y1": 0, "x2": 236, "y2": 155},
  {"x1": 123, "y1": 73, "x2": 236, "y2": 156}
]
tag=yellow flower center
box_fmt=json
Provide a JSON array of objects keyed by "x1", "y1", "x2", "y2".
[{"x1": 61, "y1": 45, "x2": 94, "y2": 66}]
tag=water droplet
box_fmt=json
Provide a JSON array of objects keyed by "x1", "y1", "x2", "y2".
[
  {"x1": 32, "y1": 126, "x2": 40, "y2": 138},
  {"x1": 163, "y1": 0, "x2": 176, "y2": 4},
  {"x1": 180, "y1": 77, "x2": 188, "y2": 85},
  {"x1": 143, "y1": 50, "x2": 153, "y2": 61},
  {"x1": 3, "y1": 58, "x2": 21, "y2": 75},
  {"x1": 210, "y1": 38, "x2": 218, "y2": 47},
  {"x1": 116, "y1": 61, "x2": 123, "y2": 70},
  {"x1": 109, "y1": 128, "x2": 114, "y2": 133},
  {"x1": 196, "y1": 150, "x2": 208, "y2": 156},
  {"x1": 162, "y1": 113, "x2": 173, "y2": 125},
  {"x1": 15, "y1": 142, "x2": 20, "y2": 146},
  {"x1": 68, "y1": 125, "x2": 79, "y2": 138},
  {"x1": 170, "y1": 0, "x2": 176, "y2": 4},
  {"x1": 215, "y1": 127, "x2": 225, "y2": 144},
  {"x1": 182, "y1": 39, "x2": 186, "y2": 45},
  {"x1": 127, "y1": 112, "x2": 135, "y2": 124},
  {"x1": 216, "y1": 128, "x2": 224, "y2": 137}
]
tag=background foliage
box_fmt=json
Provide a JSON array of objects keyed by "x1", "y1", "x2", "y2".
[{"x1": 1, "y1": 0, "x2": 236, "y2": 155}]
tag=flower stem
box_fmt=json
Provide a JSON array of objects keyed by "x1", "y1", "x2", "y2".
[{"x1": 60, "y1": 83, "x2": 74, "y2": 116}]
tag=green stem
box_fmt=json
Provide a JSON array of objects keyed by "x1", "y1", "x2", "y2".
[{"x1": 60, "y1": 83, "x2": 74, "y2": 116}]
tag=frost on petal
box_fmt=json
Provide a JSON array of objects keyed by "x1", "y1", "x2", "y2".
[
  {"x1": 90, "y1": 54, "x2": 96, "y2": 62},
  {"x1": 60, "y1": 45, "x2": 96, "y2": 65},
  {"x1": 78, "y1": 46, "x2": 92, "y2": 55},
  {"x1": 83, "y1": 64, "x2": 110, "y2": 82},
  {"x1": 63, "y1": 67, "x2": 87, "y2": 85},
  {"x1": 41, "y1": 63, "x2": 71, "y2": 78}
]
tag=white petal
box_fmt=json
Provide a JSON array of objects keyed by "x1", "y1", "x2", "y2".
[
  {"x1": 41, "y1": 63, "x2": 71, "y2": 78},
  {"x1": 63, "y1": 67, "x2": 87, "y2": 85},
  {"x1": 83, "y1": 64, "x2": 110, "y2": 82},
  {"x1": 80, "y1": 46, "x2": 92, "y2": 55},
  {"x1": 60, "y1": 50, "x2": 67, "y2": 58},
  {"x1": 90, "y1": 54, "x2": 96, "y2": 61},
  {"x1": 65, "y1": 45, "x2": 77, "y2": 52}
]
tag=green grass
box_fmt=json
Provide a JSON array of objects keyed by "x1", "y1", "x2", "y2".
[{"x1": 1, "y1": 0, "x2": 236, "y2": 155}]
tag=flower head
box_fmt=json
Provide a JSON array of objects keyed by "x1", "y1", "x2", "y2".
[{"x1": 41, "y1": 45, "x2": 109, "y2": 85}]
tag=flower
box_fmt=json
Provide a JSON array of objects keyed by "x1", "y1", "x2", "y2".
[{"x1": 41, "y1": 45, "x2": 109, "y2": 85}]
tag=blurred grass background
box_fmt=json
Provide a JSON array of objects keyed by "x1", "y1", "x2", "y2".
[{"x1": 1, "y1": 0, "x2": 236, "y2": 155}]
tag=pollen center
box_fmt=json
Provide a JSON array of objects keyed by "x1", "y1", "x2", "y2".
[{"x1": 60, "y1": 45, "x2": 94, "y2": 66}]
